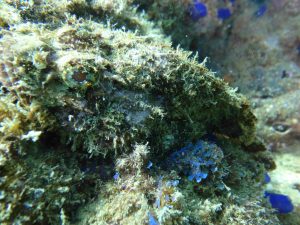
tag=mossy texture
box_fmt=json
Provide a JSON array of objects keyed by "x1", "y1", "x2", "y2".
[
  {"x1": 1, "y1": 0, "x2": 257, "y2": 157},
  {"x1": 0, "y1": 0, "x2": 277, "y2": 224},
  {"x1": 76, "y1": 143, "x2": 279, "y2": 225}
]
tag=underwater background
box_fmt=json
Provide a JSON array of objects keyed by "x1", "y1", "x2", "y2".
[{"x1": 0, "y1": 0, "x2": 299, "y2": 224}]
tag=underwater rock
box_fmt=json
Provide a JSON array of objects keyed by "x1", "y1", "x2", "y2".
[
  {"x1": 254, "y1": 90, "x2": 300, "y2": 150},
  {"x1": 135, "y1": 0, "x2": 300, "y2": 224},
  {"x1": 136, "y1": 0, "x2": 300, "y2": 98},
  {"x1": 0, "y1": 0, "x2": 278, "y2": 224},
  {"x1": 0, "y1": 1, "x2": 257, "y2": 157},
  {"x1": 76, "y1": 143, "x2": 279, "y2": 225}
]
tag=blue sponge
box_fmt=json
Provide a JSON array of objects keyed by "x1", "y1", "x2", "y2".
[
  {"x1": 189, "y1": 1, "x2": 208, "y2": 21},
  {"x1": 168, "y1": 140, "x2": 223, "y2": 183},
  {"x1": 264, "y1": 192, "x2": 294, "y2": 213},
  {"x1": 217, "y1": 8, "x2": 231, "y2": 20}
]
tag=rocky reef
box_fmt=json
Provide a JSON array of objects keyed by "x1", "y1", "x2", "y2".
[
  {"x1": 0, "y1": 0, "x2": 279, "y2": 224},
  {"x1": 134, "y1": 0, "x2": 300, "y2": 224}
]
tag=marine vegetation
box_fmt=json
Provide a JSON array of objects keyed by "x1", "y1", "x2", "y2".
[{"x1": 0, "y1": 0, "x2": 280, "y2": 224}]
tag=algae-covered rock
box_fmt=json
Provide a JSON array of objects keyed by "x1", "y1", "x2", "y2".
[
  {"x1": 0, "y1": 0, "x2": 258, "y2": 157},
  {"x1": 76, "y1": 142, "x2": 279, "y2": 225},
  {"x1": 0, "y1": 0, "x2": 278, "y2": 224}
]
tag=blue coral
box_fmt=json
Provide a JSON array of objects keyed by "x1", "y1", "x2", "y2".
[{"x1": 168, "y1": 140, "x2": 223, "y2": 183}]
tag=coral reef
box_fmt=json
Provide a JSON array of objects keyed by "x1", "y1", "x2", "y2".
[
  {"x1": 0, "y1": 0, "x2": 280, "y2": 224},
  {"x1": 76, "y1": 142, "x2": 279, "y2": 225},
  {"x1": 136, "y1": 0, "x2": 300, "y2": 223}
]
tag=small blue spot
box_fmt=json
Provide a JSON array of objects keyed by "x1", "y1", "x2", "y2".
[
  {"x1": 113, "y1": 172, "x2": 119, "y2": 181},
  {"x1": 147, "y1": 161, "x2": 153, "y2": 169},
  {"x1": 297, "y1": 44, "x2": 300, "y2": 56},
  {"x1": 264, "y1": 192, "x2": 294, "y2": 213},
  {"x1": 23, "y1": 202, "x2": 33, "y2": 209},
  {"x1": 195, "y1": 176, "x2": 202, "y2": 183},
  {"x1": 154, "y1": 197, "x2": 161, "y2": 208},
  {"x1": 255, "y1": 4, "x2": 267, "y2": 17},
  {"x1": 172, "y1": 180, "x2": 179, "y2": 186},
  {"x1": 217, "y1": 8, "x2": 231, "y2": 20},
  {"x1": 188, "y1": 174, "x2": 195, "y2": 181},
  {"x1": 264, "y1": 173, "x2": 271, "y2": 183},
  {"x1": 165, "y1": 194, "x2": 170, "y2": 201},
  {"x1": 189, "y1": 1, "x2": 208, "y2": 21},
  {"x1": 148, "y1": 212, "x2": 159, "y2": 225},
  {"x1": 166, "y1": 180, "x2": 180, "y2": 187},
  {"x1": 33, "y1": 188, "x2": 45, "y2": 199}
]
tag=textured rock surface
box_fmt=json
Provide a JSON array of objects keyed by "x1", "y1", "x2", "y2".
[
  {"x1": 135, "y1": 0, "x2": 300, "y2": 224},
  {"x1": 0, "y1": 0, "x2": 279, "y2": 224}
]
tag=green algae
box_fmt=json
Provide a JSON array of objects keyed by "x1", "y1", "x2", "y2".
[{"x1": 0, "y1": 0, "x2": 279, "y2": 224}]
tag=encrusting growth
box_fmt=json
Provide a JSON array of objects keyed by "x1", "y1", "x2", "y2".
[{"x1": 0, "y1": 0, "x2": 279, "y2": 224}]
